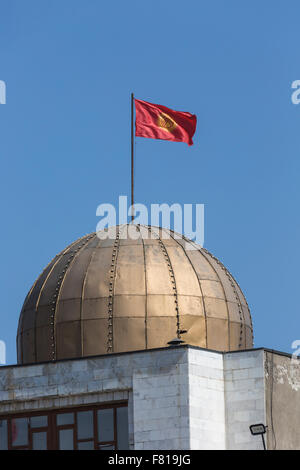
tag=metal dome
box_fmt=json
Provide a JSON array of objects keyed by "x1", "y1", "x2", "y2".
[{"x1": 17, "y1": 225, "x2": 253, "y2": 364}]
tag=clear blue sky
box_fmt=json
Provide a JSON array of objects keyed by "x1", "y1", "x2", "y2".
[{"x1": 0, "y1": 0, "x2": 299, "y2": 364}]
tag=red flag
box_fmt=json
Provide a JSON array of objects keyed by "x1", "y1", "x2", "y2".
[{"x1": 135, "y1": 99, "x2": 197, "y2": 146}]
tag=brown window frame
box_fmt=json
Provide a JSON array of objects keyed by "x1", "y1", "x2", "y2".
[{"x1": 0, "y1": 402, "x2": 128, "y2": 450}]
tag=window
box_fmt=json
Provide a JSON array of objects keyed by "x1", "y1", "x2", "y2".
[{"x1": 0, "y1": 403, "x2": 128, "y2": 450}]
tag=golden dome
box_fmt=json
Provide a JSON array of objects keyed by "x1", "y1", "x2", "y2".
[{"x1": 17, "y1": 225, "x2": 253, "y2": 364}]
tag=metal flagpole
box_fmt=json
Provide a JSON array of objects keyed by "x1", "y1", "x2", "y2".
[{"x1": 131, "y1": 92, "x2": 134, "y2": 222}]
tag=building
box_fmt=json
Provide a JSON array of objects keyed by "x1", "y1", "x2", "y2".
[{"x1": 0, "y1": 225, "x2": 299, "y2": 449}]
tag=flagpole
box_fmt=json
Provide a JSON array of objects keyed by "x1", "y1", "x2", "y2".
[{"x1": 131, "y1": 92, "x2": 134, "y2": 222}]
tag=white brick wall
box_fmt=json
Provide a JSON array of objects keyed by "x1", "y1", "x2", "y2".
[
  {"x1": 0, "y1": 346, "x2": 268, "y2": 450},
  {"x1": 188, "y1": 348, "x2": 226, "y2": 449},
  {"x1": 223, "y1": 349, "x2": 266, "y2": 450},
  {"x1": 132, "y1": 367, "x2": 189, "y2": 449},
  {"x1": 0, "y1": 347, "x2": 189, "y2": 450}
]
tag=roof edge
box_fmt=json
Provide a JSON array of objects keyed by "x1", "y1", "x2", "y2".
[{"x1": 1, "y1": 344, "x2": 297, "y2": 370}]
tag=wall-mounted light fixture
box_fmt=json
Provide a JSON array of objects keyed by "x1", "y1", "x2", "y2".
[{"x1": 249, "y1": 423, "x2": 267, "y2": 450}]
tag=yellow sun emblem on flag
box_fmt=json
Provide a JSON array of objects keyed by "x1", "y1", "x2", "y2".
[{"x1": 157, "y1": 112, "x2": 177, "y2": 133}]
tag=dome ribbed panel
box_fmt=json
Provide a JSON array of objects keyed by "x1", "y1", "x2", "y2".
[
  {"x1": 17, "y1": 225, "x2": 253, "y2": 364},
  {"x1": 55, "y1": 234, "x2": 100, "y2": 360},
  {"x1": 18, "y1": 234, "x2": 96, "y2": 363}
]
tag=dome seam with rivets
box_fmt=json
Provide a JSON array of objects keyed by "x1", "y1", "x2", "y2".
[
  {"x1": 148, "y1": 226, "x2": 181, "y2": 340},
  {"x1": 107, "y1": 226, "x2": 121, "y2": 353},
  {"x1": 166, "y1": 229, "x2": 209, "y2": 348},
  {"x1": 200, "y1": 247, "x2": 245, "y2": 349},
  {"x1": 49, "y1": 234, "x2": 97, "y2": 361},
  {"x1": 137, "y1": 225, "x2": 148, "y2": 349}
]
